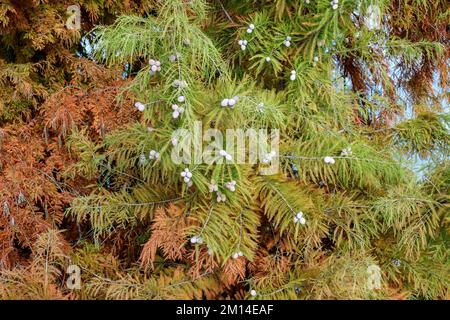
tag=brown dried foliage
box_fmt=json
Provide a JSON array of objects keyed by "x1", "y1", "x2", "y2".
[
  {"x1": 0, "y1": 73, "x2": 138, "y2": 269},
  {"x1": 140, "y1": 204, "x2": 197, "y2": 270}
]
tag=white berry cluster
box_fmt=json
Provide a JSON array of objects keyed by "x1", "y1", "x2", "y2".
[
  {"x1": 173, "y1": 79, "x2": 188, "y2": 89},
  {"x1": 330, "y1": 0, "x2": 339, "y2": 10},
  {"x1": 208, "y1": 180, "x2": 226, "y2": 202},
  {"x1": 262, "y1": 151, "x2": 277, "y2": 164},
  {"x1": 340, "y1": 146, "x2": 352, "y2": 156},
  {"x1": 392, "y1": 258, "x2": 401, "y2": 267},
  {"x1": 171, "y1": 95, "x2": 186, "y2": 119},
  {"x1": 208, "y1": 180, "x2": 227, "y2": 202},
  {"x1": 305, "y1": 0, "x2": 310, "y2": 4},
  {"x1": 324, "y1": 156, "x2": 336, "y2": 164},
  {"x1": 169, "y1": 52, "x2": 180, "y2": 62},
  {"x1": 134, "y1": 101, "x2": 146, "y2": 112},
  {"x1": 294, "y1": 211, "x2": 306, "y2": 225},
  {"x1": 220, "y1": 96, "x2": 239, "y2": 108},
  {"x1": 290, "y1": 70, "x2": 296, "y2": 81},
  {"x1": 190, "y1": 235, "x2": 203, "y2": 244},
  {"x1": 283, "y1": 36, "x2": 292, "y2": 47},
  {"x1": 265, "y1": 57, "x2": 271, "y2": 62},
  {"x1": 224, "y1": 180, "x2": 237, "y2": 192},
  {"x1": 216, "y1": 191, "x2": 227, "y2": 203},
  {"x1": 257, "y1": 102, "x2": 265, "y2": 112},
  {"x1": 250, "y1": 289, "x2": 257, "y2": 297},
  {"x1": 208, "y1": 180, "x2": 219, "y2": 193},
  {"x1": 171, "y1": 104, "x2": 184, "y2": 119},
  {"x1": 139, "y1": 153, "x2": 147, "y2": 165},
  {"x1": 246, "y1": 23, "x2": 255, "y2": 33},
  {"x1": 238, "y1": 39, "x2": 248, "y2": 51},
  {"x1": 180, "y1": 168, "x2": 193, "y2": 186},
  {"x1": 149, "y1": 149, "x2": 159, "y2": 160},
  {"x1": 219, "y1": 149, "x2": 233, "y2": 161},
  {"x1": 171, "y1": 137, "x2": 178, "y2": 146},
  {"x1": 232, "y1": 251, "x2": 244, "y2": 259},
  {"x1": 149, "y1": 59, "x2": 161, "y2": 75}
]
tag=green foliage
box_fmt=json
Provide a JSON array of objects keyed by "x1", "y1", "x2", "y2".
[
  {"x1": 1, "y1": 0, "x2": 448, "y2": 300},
  {"x1": 394, "y1": 112, "x2": 450, "y2": 158},
  {"x1": 61, "y1": 0, "x2": 449, "y2": 300}
]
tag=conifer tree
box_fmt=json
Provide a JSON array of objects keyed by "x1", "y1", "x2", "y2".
[{"x1": 1, "y1": 0, "x2": 449, "y2": 300}]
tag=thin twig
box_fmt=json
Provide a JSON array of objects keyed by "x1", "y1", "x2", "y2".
[{"x1": 217, "y1": 0, "x2": 235, "y2": 24}]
